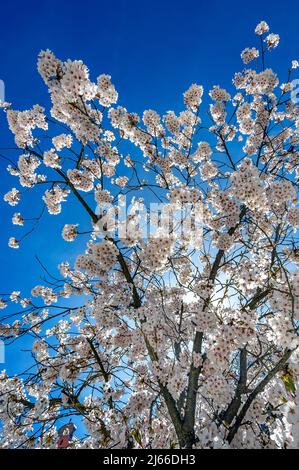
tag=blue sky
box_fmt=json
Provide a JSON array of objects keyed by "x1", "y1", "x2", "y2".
[{"x1": 0, "y1": 0, "x2": 299, "y2": 373}]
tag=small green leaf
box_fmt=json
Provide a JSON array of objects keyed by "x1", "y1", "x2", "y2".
[
  {"x1": 131, "y1": 428, "x2": 142, "y2": 445},
  {"x1": 281, "y1": 370, "x2": 296, "y2": 394}
]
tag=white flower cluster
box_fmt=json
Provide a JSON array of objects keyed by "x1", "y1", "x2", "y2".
[
  {"x1": 192, "y1": 303, "x2": 217, "y2": 333},
  {"x1": 52, "y1": 133, "x2": 73, "y2": 151},
  {"x1": 265, "y1": 33, "x2": 280, "y2": 50},
  {"x1": 212, "y1": 191, "x2": 240, "y2": 228},
  {"x1": 67, "y1": 168, "x2": 94, "y2": 192},
  {"x1": 201, "y1": 370, "x2": 233, "y2": 406},
  {"x1": 200, "y1": 161, "x2": 218, "y2": 180},
  {"x1": 140, "y1": 236, "x2": 173, "y2": 272},
  {"x1": 183, "y1": 83, "x2": 203, "y2": 110},
  {"x1": 43, "y1": 149, "x2": 61, "y2": 169},
  {"x1": 37, "y1": 50, "x2": 118, "y2": 144},
  {"x1": 31, "y1": 285, "x2": 58, "y2": 305},
  {"x1": 6, "y1": 105, "x2": 48, "y2": 148},
  {"x1": 163, "y1": 111, "x2": 180, "y2": 135},
  {"x1": 4, "y1": 188, "x2": 21, "y2": 206},
  {"x1": 37, "y1": 49, "x2": 62, "y2": 85},
  {"x1": 267, "y1": 180, "x2": 296, "y2": 208},
  {"x1": 209, "y1": 85, "x2": 231, "y2": 102},
  {"x1": 61, "y1": 59, "x2": 97, "y2": 99},
  {"x1": 143, "y1": 109, "x2": 164, "y2": 135},
  {"x1": 8, "y1": 237, "x2": 19, "y2": 249},
  {"x1": 241, "y1": 47, "x2": 259, "y2": 64},
  {"x1": 236, "y1": 102, "x2": 254, "y2": 134},
  {"x1": 210, "y1": 101, "x2": 226, "y2": 125},
  {"x1": 75, "y1": 240, "x2": 118, "y2": 276},
  {"x1": 97, "y1": 74, "x2": 118, "y2": 107},
  {"x1": 233, "y1": 68, "x2": 278, "y2": 96},
  {"x1": 267, "y1": 312, "x2": 297, "y2": 348},
  {"x1": 282, "y1": 388, "x2": 299, "y2": 449},
  {"x1": 230, "y1": 158, "x2": 267, "y2": 210},
  {"x1": 43, "y1": 186, "x2": 69, "y2": 214},
  {"x1": 214, "y1": 232, "x2": 234, "y2": 251},
  {"x1": 255, "y1": 20, "x2": 269, "y2": 35},
  {"x1": 192, "y1": 141, "x2": 212, "y2": 163},
  {"x1": 12, "y1": 213, "x2": 24, "y2": 225},
  {"x1": 169, "y1": 187, "x2": 201, "y2": 204},
  {"x1": 95, "y1": 189, "x2": 113, "y2": 205},
  {"x1": 17, "y1": 154, "x2": 41, "y2": 187},
  {"x1": 62, "y1": 224, "x2": 78, "y2": 242},
  {"x1": 115, "y1": 176, "x2": 128, "y2": 188},
  {"x1": 288, "y1": 207, "x2": 299, "y2": 227},
  {"x1": 269, "y1": 272, "x2": 299, "y2": 325}
]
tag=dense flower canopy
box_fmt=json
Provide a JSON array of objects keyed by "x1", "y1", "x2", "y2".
[{"x1": 0, "y1": 20, "x2": 298, "y2": 449}]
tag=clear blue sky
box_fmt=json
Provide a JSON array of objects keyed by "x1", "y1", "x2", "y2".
[{"x1": 0, "y1": 0, "x2": 298, "y2": 373}]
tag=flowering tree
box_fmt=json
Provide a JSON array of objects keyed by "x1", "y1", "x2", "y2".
[{"x1": 0, "y1": 21, "x2": 298, "y2": 449}]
